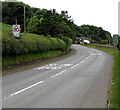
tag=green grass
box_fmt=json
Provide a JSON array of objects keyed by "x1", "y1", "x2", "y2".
[
  {"x1": 82, "y1": 44, "x2": 120, "y2": 109},
  {"x1": 0, "y1": 23, "x2": 12, "y2": 32},
  {"x1": 2, "y1": 50, "x2": 63, "y2": 68}
]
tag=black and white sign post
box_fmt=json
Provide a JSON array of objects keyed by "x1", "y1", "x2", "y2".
[{"x1": 12, "y1": 24, "x2": 20, "y2": 38}]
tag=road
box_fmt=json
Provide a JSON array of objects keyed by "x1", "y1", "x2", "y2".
[{"x1": 2, "y1": 45, "x2": 113, "y2": 108}]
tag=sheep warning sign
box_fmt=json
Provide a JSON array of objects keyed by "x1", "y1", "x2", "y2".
[{"x1": 12, "y1": 24, "x2": 20, "y2": 38}]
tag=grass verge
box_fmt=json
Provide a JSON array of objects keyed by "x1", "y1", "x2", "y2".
[
  {"x1": 82, "y1": 44, "x2": 120, "y2": 109},
  {"x1": 2, "y1": 50, "x2": 63, "y2": 68}
]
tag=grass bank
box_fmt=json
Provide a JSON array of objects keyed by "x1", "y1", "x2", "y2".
[
  {"x1": 82, "y1": 44, "x2": 120, "y2": 109},
  {"x1": 2, "y1": 50, "x2": 63, "y2": 68}
]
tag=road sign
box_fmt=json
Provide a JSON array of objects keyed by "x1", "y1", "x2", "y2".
[
  {"x1": 113, "y1": 34, "x2": 119, "y2": 47},
  {"x1": 12, "y1": 24, "x2": 20, "y2": 38}
]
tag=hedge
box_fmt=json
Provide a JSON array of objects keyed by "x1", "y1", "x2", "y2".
[
  {"x1": 2, "y1": 30, "x2": 72, "y2": 56},
  {"x1": 62, "y1": 37, "x2": 73, "y2": 52}
]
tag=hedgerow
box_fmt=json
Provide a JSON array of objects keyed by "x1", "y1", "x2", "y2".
[
  {"x1": 2, "y1": 29, "x2": 72, "y2": 57},
  {"x1": 63, "y1": 37, "x2": 73, "y2": 52}
]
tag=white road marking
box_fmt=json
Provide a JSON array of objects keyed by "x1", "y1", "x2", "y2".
[
  {"x1": 51, "y1": 70, "x2": 66, "y2": 78},
  {"x1": 91, "y1": 53, "x2": 102, "y2": 56},
  {"x1": 64, "y1": 64, "x2": 73, "y2": 67},
  {"x1": 35, "y1": 64, "x2": 73, "y2": 70},
  {"x1": 80, "y1": 60, "x2": 85, "y2": 63},
  {"x1": 71, "y1": 64, "x2": 78, "y2": 68},
  {"x1": 3, "y1": 97, "x2": 7, "y2": 99},
  {"x1": 85, "y1": 56, "x2": 89, "y2": 60},
  {"x1": 3, "y1": 80, "x2": 44, "y2": 100}
]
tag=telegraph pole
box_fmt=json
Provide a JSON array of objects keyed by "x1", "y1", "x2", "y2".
[
  {"x1": 24, "y1": 6, "x2": 26, "y2": 33},
  {"x1": 15, "y1": 19, "x2": 17, "y2": 24}
]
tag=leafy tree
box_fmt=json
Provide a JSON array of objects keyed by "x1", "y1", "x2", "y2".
[
  {"x1": 27, "y1": 9, "x2": 77, "y2": 41},
  {"x1": 78, "y1": 24, "x2": 112, "y2": 44},
  {"x1": 2, "y1": 1, "x2": 33, "y2": 32},
  {"x1": 27, "y1": 16, "x2": 40, "y2": 34}
]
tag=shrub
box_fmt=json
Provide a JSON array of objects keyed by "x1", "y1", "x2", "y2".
[
  {"x1": 56, "y1": 38, "x2": 66, "y2": 51},
  {"x1": 100, "y1": 40, "x2": 108, "y2": 44},
  {"x1": 49, "y1": 38, "x2": 59, "y2": 50},
  {"x1": 62, "y1": 37, "x2": 73, "y2": 51},
  {"x1": 2, "y1": 30, "x2": 71, "y2": 57}
]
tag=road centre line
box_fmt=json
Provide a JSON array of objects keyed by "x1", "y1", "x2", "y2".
[
  {"x1": 51, "y1": 70, "x2": 66, "y2": 78},
  {"x1": 80, "y1": 60, "x2": 85, "y2": 63},
  {"x1": 71, "y1": 64, "x2": 78, "y2": 68},
  {"x1": 3, "y1": 80, "x2": 44, "y2": 100}
]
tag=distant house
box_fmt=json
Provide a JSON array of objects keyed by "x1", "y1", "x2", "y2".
[
  {"x1": 80, "y1": 37, "x2": 90, "y2": 44},
  {"x1": 83, "y1": 39, "x2": 90, "y2": 44},
  {"x1": 76, "y1": 37, "x2": 90, "y2": 44}
]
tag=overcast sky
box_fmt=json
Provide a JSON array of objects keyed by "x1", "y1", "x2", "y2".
[{"x1": 18, "y1": 0, "x2": 119, "y2": 35}]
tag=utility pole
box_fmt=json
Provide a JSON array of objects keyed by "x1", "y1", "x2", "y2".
[
  {"x1": 15, "y1": 19, "x2": 17, "y2": 24},
  {"x1": 24, "y1": 6, "x2": 26, "y2": 33}
]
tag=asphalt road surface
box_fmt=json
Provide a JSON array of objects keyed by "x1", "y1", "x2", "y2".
[{"x1": 2, "y1": 45, "x2": 113, "y2": 108}]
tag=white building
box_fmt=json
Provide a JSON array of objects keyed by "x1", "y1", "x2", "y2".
[{"x1": 83, "y1": 39, "x2": 90, "y2": 44}]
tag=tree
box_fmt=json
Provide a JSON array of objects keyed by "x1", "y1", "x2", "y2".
[
  {"x1": 2, "y1": 1, "x2": 33, "y2": 32},
  {"x1": 78, "y1": 24, "x2": 112, "y2": 44},
  {"x1": 27, "y1": 9, "x2": 76, "y2": 40},
  {"x1": 27, "y1": 16, "x2": 40, "y2": 34}
]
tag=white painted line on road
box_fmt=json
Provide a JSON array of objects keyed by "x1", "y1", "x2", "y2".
[
  {"x1": 51, "y1": 74, "x2": 59, "y2": 78},
  {"x1": 98, "y1": 53, "x2": 102, "y2": 55},
  {"x1": 85, "y1": 56, "x2": 89, "y2": 60},
  {"x1": 3, "y1": 80, "x2": 44, "y2": 100},
  {"x1": 80, "y1": 60, "x2": 85, "y2": 63},
  {"x1": 11, "y1": 80, "x2": 44, "y2": 96},
  {"x1": 90, "y1": 52, "x2": 102, "y2": 56},
  {"x1": 3, "y1": 97, "x2": 7, "y2": 99},
  {"x1": 71, "y1": 64, "x2": 78, "y2": 68},
  {"x1": 51, "y1": 70, "x2": 67, "y2": 78},
  {"x1": 35, "y1": 64, "x2": 73, "y2": 70}
]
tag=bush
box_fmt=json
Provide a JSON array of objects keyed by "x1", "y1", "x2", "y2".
[
  {"x1": 2, "y1": 30, "x2": 72, "y2": 57},
  {"x1": 49, "y1": 38, "x2": 59, "y2": 50},
  {"x1": 57, "y1": 38, "x2": 66, "y2": 51},
  {"x1": 62, "y1": 37, "x2": 73, "y2": 51},
  {"x1": 100, "y1": 40, "x2": 108, "y2": 44}
]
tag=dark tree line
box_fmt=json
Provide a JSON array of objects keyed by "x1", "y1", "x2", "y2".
[
  {"x1": 1, "y1": 1, "x2": 112, "y2": 44},
  {"x1": 78, "y1": 25, "x2": 112, "y2": 44}
]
